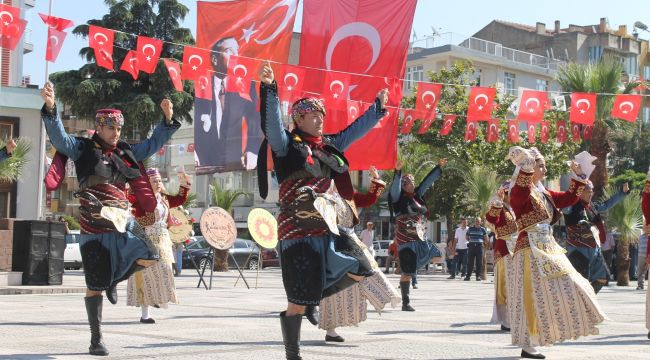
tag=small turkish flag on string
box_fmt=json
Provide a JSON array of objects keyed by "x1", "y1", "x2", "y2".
[
  {"x1": 540, "y1": 121, "x2": 550, "y2": 143},
  {"x1": 277, "y1": 64, "x2": 306, "y2": 103},
  {"x1": 181, "y1": 46, "x2": 210, "y2": 80},
  {"x1": 440, "y1": 114, "x2": 457, "y2": 136},
  {"x1": 507, "y1": 120, "x2": 519, "y2": 143},
  {"x1": 45, "y1": 28, "x2": 66, "y2": 62},
  {"x1": 611, "y1": 94, "x2": 642, "y2": 122},
  {"x1": 322, "y1": 71, "x2": 350, "y2": 110},
  {"x1": 187, "y1": 143, "x2": 195, "y2": 153},
  {"x1": 346, "y1": 100, "x2": 362, "y2": 125},
  {"x1": 158, "y1": 147, "x2": 166, "y2": 156},
  {"x1": 556, "y1": 121, "x2": 567, "y2": 143},
  {"x1": 486, "y1": 119, "x2": 500, "y2": 142},
  {"x1": 136, "y1": 36, "x2": 162, "y2": 74},
  {"x1": 89, "y1": 25, "x2": 114, "y2": 70},
  {"x1": 226, "y1": 55, "x2": 257, "y2": 100},
  {"x1": 163, "y1": 59, "x2": 183, "y2": 92},
  {"x1": 194, "y1": 70, "x2": 213, "y2": 101},
  {"x1": 418, "y1": 117, "x2": 435, "y2": 134},
  {"x1": 465, "y1": 119, "x2": 478, "y2": 141},
  {"x1": 583, "y1": 125, "x2": 593, "y2": 140},
  {"x1": 467, "y1": 87, "x2": 496, "y2": 121},
  {"x1": 0, "y1": 4, "x2": 26, "y2": 51},
  {"x1": 38, "y1": 13, "x2": 73, "y2": 31},
  {"x1": 518, "y1": 90, "x2": 547, "y2": 123},
  {"x1": 400, "y1": 109, "x2": 416, "y2": 134},
  {"x1": 120, "y1": 50, "x2": 139, "y2": 80},
  {"x1": 415, "y1": 82, "x2": 442, "y2": 120},
  {"x1": 569, "y1": 92, "x2": 597, "y2": 125},
  {"x1": 571, "y1": 123, "x2": 581, "y2": 141},
  {"x1": 527, "y1": 123, "x2": 536, "y2": 143}
]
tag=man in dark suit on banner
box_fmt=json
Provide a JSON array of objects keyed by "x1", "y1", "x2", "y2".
[{"x1": 194, "y1": 36, "x2": 263, "y2": 173}]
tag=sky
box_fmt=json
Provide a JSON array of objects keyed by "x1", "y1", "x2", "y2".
[{"x1": 20, "y1": 0, "x2": 650, "y2": 87}]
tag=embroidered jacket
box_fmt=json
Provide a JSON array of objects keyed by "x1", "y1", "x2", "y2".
[
  {"x1": 563, "y1": 189, "x2": 627, "y2": 248},
  {"x1": 131, "y1": 184, "x2": 190, "y2": 228},
  {"x1": 509, "y1": 169, "x2": 586, "y2": 253},
  {"x1": 485, "y1": 202, "x2": 517, "y2": 262}
]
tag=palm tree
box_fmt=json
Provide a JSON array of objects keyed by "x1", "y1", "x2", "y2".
[
  {"x1": 556, "y1": 58, "x2": 644, "y2": 199},
  {"x1": 604, "y1": 186, "x2": 643, "y2": 286},
  {"x1": 209, "y1": 181, "x2": 248, "y2": 271},
  {"x1": 0, "y1": 138, "x2": 30, "y2": 183}
]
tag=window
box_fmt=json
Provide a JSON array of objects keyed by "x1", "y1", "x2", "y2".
[
  {"x1": 588, "y1": 46, "x2": 603, "y2": 64},
  {"x1": 644, "y1": 66, "x2": 650, "y2": 80},
  {"x1": 504, "y1": 72, "x2": 516, "y2": 96},
  {"x1": 536, "y1": 79, "x2": 549, "y2": 91},
  {"x1": 474, "y1": 69, "x2": 482, "y2": 86},
  {"x1": 405, "y1": 65, "x2": 424, "y2": 91}
]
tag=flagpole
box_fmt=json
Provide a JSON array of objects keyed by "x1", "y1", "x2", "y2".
[{"x1": 36, "y1": 0, "x2": 54, "y2": 220}]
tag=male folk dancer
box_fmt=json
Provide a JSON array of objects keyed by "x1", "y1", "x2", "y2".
[
  {"x1": 40, "y1": 82, "x2": 180, "y2": 356},
  {"x1": 256, "y1": 62, "x2": 388, "y2": 360}
]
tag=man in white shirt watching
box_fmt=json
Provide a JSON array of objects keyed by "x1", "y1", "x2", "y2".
[
  {"x1": 360, "y1": 222, "x2": 375, "y2": 257},
  {"x1": 448, "y1": 218, "x2": 468, "y2": 279}
]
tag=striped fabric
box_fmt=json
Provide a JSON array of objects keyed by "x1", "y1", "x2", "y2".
[{"x1": 278, "y1": 177, "x2": 332, "y2": 240}]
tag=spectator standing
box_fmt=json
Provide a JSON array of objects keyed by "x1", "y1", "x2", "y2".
[
  {"x1": 465, "y1": 217, "x2": 488, "y2": 281},
  {"x1": 637, "y1": 234, "x2": 648, "y2": 290},
  {"x1": 453, "y1": 219, "x2": 469, "y2": 279},
  {"x1": 601, "y1": 232, "x2": 615, "y2": 277},
  {"x1": 360, "y1": 222, "x2": 376, "y2": 257}
]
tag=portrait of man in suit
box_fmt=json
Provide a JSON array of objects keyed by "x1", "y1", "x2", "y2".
[{"x1": 194, "y1": 36, "x2": 263, "y2": 173}]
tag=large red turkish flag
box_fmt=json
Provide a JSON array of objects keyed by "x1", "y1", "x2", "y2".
[
  {"x1": 0, "y1": 4, "x2": 26, "y2": 51},
  {"x1": 569, "y1": 92, "x2": 597, "y2": 125},
  {"x1": 611, "y1": 94, "x2": 642, "y2": 123},
  {"x1": 136, "y1": 35, "x2": 163, "y2": 74},
  {"x1": 517, "y1": 90, "x2": 547, "y2": 123},
  {"x1": 89, "y1": 26, "x2": 114, "y2": 70},
  {"x1": 415, "y1": 82, "x2": 442, "y2": 120},
  {"x1": 467, "y1": 87, "x2": 496, "y2": 121},
  {"x1": 299, "y1": 0, "x2": 416, "y2": 169}
]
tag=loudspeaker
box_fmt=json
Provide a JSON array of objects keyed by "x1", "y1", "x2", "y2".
[{"x1": 12, "y1": 221, "x2": 66, "y2": 285}]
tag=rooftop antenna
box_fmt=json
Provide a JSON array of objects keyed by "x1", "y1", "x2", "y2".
[{"x1": 431, "y1": 26, "x2": 441, "y2": 37}]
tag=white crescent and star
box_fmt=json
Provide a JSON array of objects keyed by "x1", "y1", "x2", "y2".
[
  {"x1": 49, "y1": 35, "x2": 59, "y2": 47},
  {"x1": 421, "y1": 90, "x2": 437, "y2": 109},
  {"x1": 254, "y1": 0, "x2": 298, "y2": 45},
  {"x1": 142, "y1": 44, "x2": 157, "y2": 61},
  {"x1": 525, "y1": 97, "x2": 540, "y2": 113},
  {"x1": 576, "y1": 99, "x2": 591, "y2": 114},
  {"x1": 188, "y1": 54, "x2": 203, "y2": 71},
  {"x1": 474, "y1": 93, "x2": 489, "y2": 111},
  {"x1": 619, "y1": 101, "x2": 634, "y2": 114},
  {"x1": 93, "y1": 32, "x2": 109, "y2": 46},
  {"x1": 128, "y1": 56, "x2": 137, "y2": 71},
  {"x1": 198, "y1": 75, "x2": 209, "y2": 90},
  {"x1": 283, "y1": 72, "x2": 298, "y2": 90},
  {"x1": 240, "y1": 22, "x2": 258, "y2": 44},
  {"x1": 325, "y1": 22, "x2": 381, "y2": 72},
  {"x1": 329, "y1": 80, "x2": 345, "y2": 98},
  {"x1": 349, "y1": 106, "x2": 358, "y2": 119},
  {"x1": 168, "y1": 66, "x2": 178, "y2": 79},
  {"x1": 509, "y1": 124, "x2": 517, "y2": 135},
  {"x1": 0, "y1": 10, "x2": 14, "y2": 26},
  {"x1": 489, "y1": 123, "x2": 497, "y2": 136}
]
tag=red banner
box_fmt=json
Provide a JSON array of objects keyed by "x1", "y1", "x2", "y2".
[
  {"x1": 517, "y1": 90, "x2": 547, "y2": 123},
  {"x1": 571, "y1": 123, "x2": 581, "y2": 141},
  {"x1": 556, "y1": 121, "x2": 567, "y2": 143},
  {"x1": 136, "y1": 35, "x2": 163, "y2": 74},
  {"x1": 486, "y1": 119, "x2": 499, "y2": 142},
  {"x1": 89, "y1": 26, "x2": 114, "y2": 70},
  {"x1": 569, "y1": 92, "x2": 596, "y2": 125},
  {"x1": 540, "y1": 121, "x2": 550, "y2": 143},
  {"x1": 611, "y1": 94, "x2": 642, "y2": 122},
  {"x1": 465, "y1": 119, "x2": 478, "y2": 141},
  {"x1": 467, "y1": 87, "x2": 496, "y2": 121},
  {"x1": 163, "y1": 59, "x2": 183, "y2": 92},
  {"x1": 583, "y1": 125, "x2": 593, "y2": 140},
  {"x1": 181, "y1": 46, "x2": 210, "y2": 81},
  {"x1": 527, "y1": 123, "x2": 536, "y2": 143},
  {"x1": 0, "y1": 4, "x2": 26, "y2": 51},
  {"x1": 39, "y1": 13, "x2": 74, "y2": 31},
  {"x1": 400, "y1": 109, "x2": 416, "y2": 134},
  {"x1": 440, "y1": 114, "x2": 456, "y2": 136},
  {"x1": 415, "y1": 82, "x2": 442, "y2": 120},
  {"x1": 507, "y1": 120, "x2": 519, "y2": 143},
  {"x1": 194, "y1": 0, "x2": 298, "y2": 173},
  {"x1": 46, "y1": 28, "x2": 66, "y2": 62},
  {"x1": 120, "y1": 50, "x2": 139, "y2": 80},
  {"x1": 418, "y1": 117, "x2": 435, "y2": 134},
  {"x1": 299, "y1": 0, "x2": 416, "y2": 169},
  {"x1": 276, "y1": 64, "x2": 306, "y2": 103}
]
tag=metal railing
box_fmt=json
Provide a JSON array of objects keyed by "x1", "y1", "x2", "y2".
[{"x1": 411, "y1": 33, "x2": 565, "y2": 71}]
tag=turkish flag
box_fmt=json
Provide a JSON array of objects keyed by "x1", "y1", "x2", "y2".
[
  {"x1": 46, "y1": 28, "x2": 66, "y2": 62},
  {"x1": 569, "y1": 92, "x2": 597, "y2": 125},
  {"x1": 38, "y1": 13, "x2": 74, "y2": 31},
  {"x1": 571, "y1": 123, "x2": 581, "y2": 142},
  {"x1": 418, "y1": 117, "x2": 435, "y2": 134},
  {"x1": 440, "y1": 114, "x2": 457, "y2": 136},
  {"x1": 611, "y1": 94, "x2": 642, "y2": 122},
  {"x1": 276, "y1": 64, "x2": 306, "y2": 103},
  {"x1": 401, "y1": 109, "x2": 416, "y2": 134},
  {"x1": 465, "y1": 119, "x2": 478, "y2": 141},
  {"x1": 120, "y1": 50, "x2": 139, "y2": 80},
  {"x1": 346, "y1": 100, "x2": 362, "y2": 125},
  {"x1": 163, "y1": 59, "x2": 183, "y2": 92},
  {"x1": 507, "y1": 120, "x2": 519, "y2": 143},
  {"x1": 556, "y1": 121, "x2": 567, "y2": 143},
  {"x1": 486, "y1": 119, "x2": 499, "y2": 142},
  {"x1": 583, "y1": 125, "x2": 593, "y2": 140},
  {"x1": 540, "y1": 121, "x2": 550, "y2": 143},
  {"x1": 527, "y1": 123, "x2": 536, "y2": 143},
  {"x1": 181, "y1": 46, "x2": 210, "y2": 81},
  {"x1": 322, "y1": 71, "x2": 351, "y2": 111},
  {"x1": 0, "y1": 4, "x2": 26, "y2": 51},
  {"x1": 226, "y1": 55, "x2": 257, "y2": 100},
  {"x1": 136, "y1": 36, "x2": 162, "y2": 74},
  {"x1": 299, "y1": 0, "x2": 416, "y2": 170},
  {"x1": 467, "y1": 87, "x2": 496, "y2": 121},
  {"x1": 194, "y1": 70, "x2": 213, "y2": 101},
  {"x1": 415, "y1": 82, "x2": 442, "y2": 120},
  {"x1": 89, "y1": 25, "x2": 114, "y2": 70},
  {"x1": 187, "y1": 143, "x2": 195, "y2": 153},
  {"x1": 517, "y1": 90, "x2": 547, "y2": 123}
]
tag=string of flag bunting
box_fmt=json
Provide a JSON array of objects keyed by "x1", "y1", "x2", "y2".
[{"x1": 2, "y1": 3, "x2": 648, "y2": 146}]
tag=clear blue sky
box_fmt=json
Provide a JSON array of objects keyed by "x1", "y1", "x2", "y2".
[{"x1": 22, "y1": 0, "x2": 650, "y2": 87}]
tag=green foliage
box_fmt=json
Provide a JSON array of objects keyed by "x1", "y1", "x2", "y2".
[
  {"x1": 61, "y1": 215, "x2": 81, "y2": 230},
  {"x1": 611, "y1": 127, "x2": 650, "y2": 174},
  {"x1": 464, "y1": 166, "x2": 503, "y2": 216},
  {"x1": 209, "y1": 181, "x2": 247, "y2": 212},
  {"x1": 183, "y1": 192, "x2": 198, "y2": 209},
  {"x1": 608, "y1": 170, "x2": 647, "y2": 190},
  {"x1": 49, "y1": 0, "x2": 195, "y2": 140},
  {"x1": 604, "y1": 186, "x2": 643, "y2": 245},
  {"x1": 0, "y1": 138, "x2": 31, "y2": 182}
]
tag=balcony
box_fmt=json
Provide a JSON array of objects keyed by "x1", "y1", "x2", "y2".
[{"x1": 410, "y1": 33, "x2": 565, "y2": 71}]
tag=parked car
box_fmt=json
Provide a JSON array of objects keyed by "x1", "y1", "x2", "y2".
[
  {"x1": 64, "y1": 230, "x2": 82, "y2": 270},
  {"x1": 373, "y1": 240, "x2": 392, "y2": 267},
  {"x1": 182, "y1": 237, "x2": 263, "y2": 271}
]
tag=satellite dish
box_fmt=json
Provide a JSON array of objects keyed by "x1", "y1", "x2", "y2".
[{"x1": 634, "y1": 21, "x2": 648, "y2": 31}]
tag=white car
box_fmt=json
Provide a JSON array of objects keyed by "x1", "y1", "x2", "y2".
[
  {"x1": 373, "y1": 240, "x2": 392, "y2": 267},
  {"x1": 64, "y1": 230, "x2": 83, "y2": 270}
]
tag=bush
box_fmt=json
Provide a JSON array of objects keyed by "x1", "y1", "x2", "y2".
[{"x1": 61, "y1": 215, "x2": 80, "y2": 230}]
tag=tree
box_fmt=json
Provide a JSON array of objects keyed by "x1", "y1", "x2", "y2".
[
  {"x1": 604, "y1": 186, "x2": 643, "y2": 286},
  {"x1": 556, "y1": 58, "x2": 645, "y2": 198},
  {"x1": 0, "y1": 138, "x2": 30, "y2": 183},
  {"x1": 209, "y1": 181, "x2": 248, "y2": 271},
  {"x1": 49, "y1": 0, "x2": 195, "y2": 140}
]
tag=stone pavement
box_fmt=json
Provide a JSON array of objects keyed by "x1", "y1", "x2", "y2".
[{"x1": 0, "y1": 268, "x2": 648, "y2": 360}]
